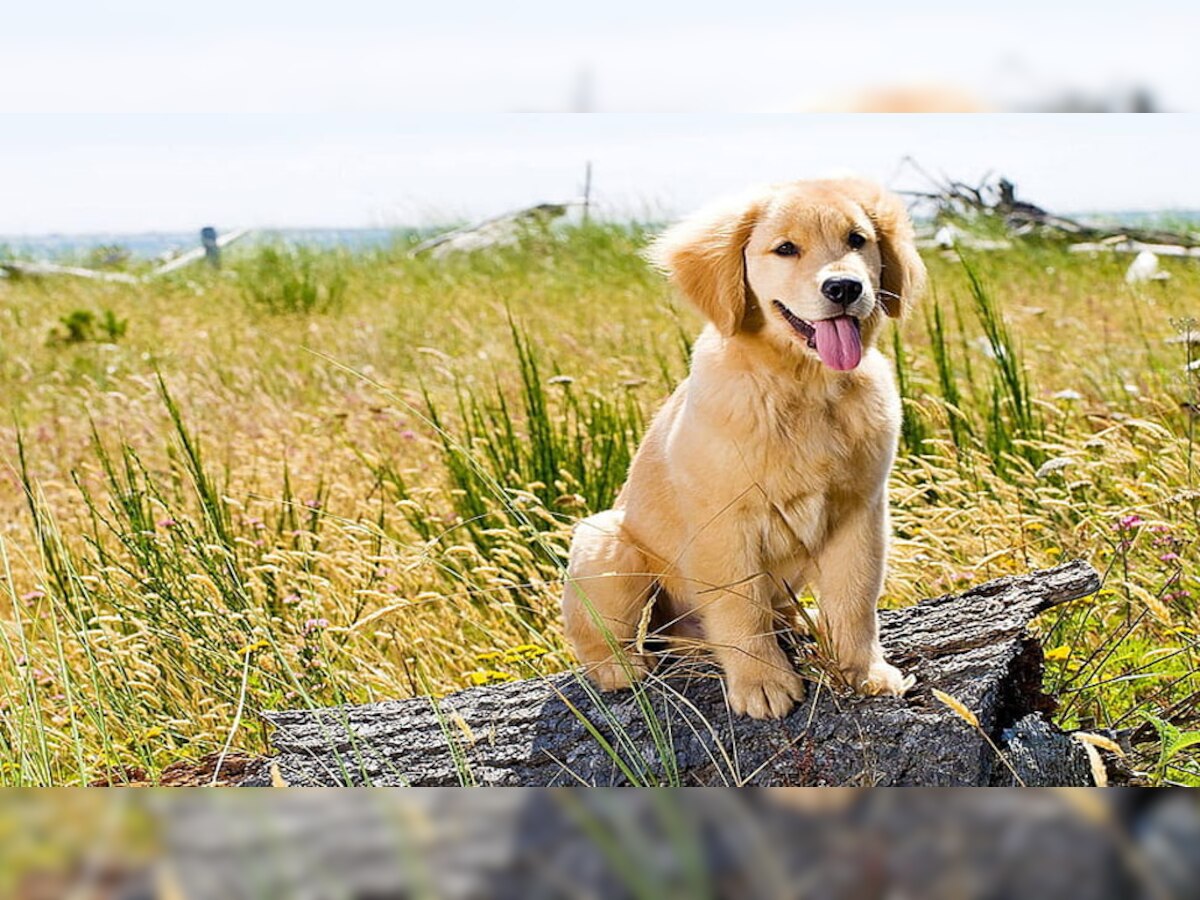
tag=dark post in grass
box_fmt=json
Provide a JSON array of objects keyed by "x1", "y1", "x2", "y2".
[{"x1": 201, "y1": 226, "x2": 220, "y2": 268}]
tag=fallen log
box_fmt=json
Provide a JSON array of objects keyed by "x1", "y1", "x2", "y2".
[
  {"x1": 147, "y1": 227, "x2": 252, "y2": 276},
  {"x1": 1069, "y1": 240, "x2": 1200, "y2": 259},
  {"x1": 246, "y1": 560, "x2": 1104, "y2": 787},
  {"x1": 0, "y1": 228, "x2": 253, "y2": 284},
  {"x1": 0, "y1": 260, "x2": 141, "y2": 284},
  {"x1": 408, "y1": 203, "x2": 569, "y2": 258}
]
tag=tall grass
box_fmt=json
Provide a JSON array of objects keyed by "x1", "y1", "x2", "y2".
[
  {"x1": 238, "y1": 245, "x2": 350, "y2": 315},
  {"x1": 1, "y1": 225, "x2": 1199, "y2": 784}
]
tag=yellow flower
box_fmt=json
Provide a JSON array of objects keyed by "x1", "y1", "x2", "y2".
[
  {"x1": 1044, "y1": 644, "x2": 1072, "y2": 661},
  {"x1": 467, "y1": 669, "x2": 516, "y2": 686},
  {"x1": 237, "y1": 639, "x2": 269, "y2": 657},
  {"x1": 501, "y1": 643, "x2": 549, "y2": 663}
]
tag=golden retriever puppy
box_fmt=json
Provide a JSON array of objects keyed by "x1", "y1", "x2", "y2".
[{"x1": 561, "y1": 178, "x2": 926, "y2": 719}]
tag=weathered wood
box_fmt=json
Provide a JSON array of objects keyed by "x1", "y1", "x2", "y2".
[
  {"x1": 148, "y1": 227, "x2": 252, "y2": 277},
  {"x1": 0, "y1": 260, "x2": 141, "y2": 284},
  {"x1": 408, "y1": 203, "x2": 569, "y2": 257},
  {"x1": 1069, "y1": 240, "x2": 1200, "y2": 258},
  {"x1": 0, "y1": 227, "x2": 253, "y2": 284},
  {"x1": 249, "y1": 561, "x2": 1102, "y2": 787}
]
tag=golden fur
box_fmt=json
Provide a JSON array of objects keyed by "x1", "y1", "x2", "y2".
[{"x1": 561, "y1": 178, "x2": 927, "y2": 719}]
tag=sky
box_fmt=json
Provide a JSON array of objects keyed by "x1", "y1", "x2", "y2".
[
  {"x1": 2, "y1": 1, "x2": 1197, "y2": 113},
  {"x1": 1, "y1": 115, "x2": 1199, "y2": 235},
  {"x1": 2, "y1": 1, "x2": 1199, "y2": 235}
]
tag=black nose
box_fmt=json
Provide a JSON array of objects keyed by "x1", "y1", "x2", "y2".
[{"x1": 821, "y1": 277, "x2": 863, "y2": 307}]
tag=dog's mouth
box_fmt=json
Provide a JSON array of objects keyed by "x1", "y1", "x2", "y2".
[{"x1": 772, "y1": 300, "x2": 863, "y2": 372}]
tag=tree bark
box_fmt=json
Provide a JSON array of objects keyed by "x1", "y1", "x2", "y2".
[{"x1": 245, "y1": 560, "x2": 1103, "y2": 787}]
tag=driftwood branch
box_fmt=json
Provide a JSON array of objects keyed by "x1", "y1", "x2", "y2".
[
  {"x1": 245, "y1": 561, "x2": 1104, "y2": 787},
  {"x1": 897, "y1": 158, "x2": 1200, "y2": 251},
  {"x1": 0, "y1": 228, "x2": 253, "y2": 283},
  {"x1": 0, "y1": 260, "x2": 141, "y2": 284},
  {"x1": 147, "y1": 227, "x2": 252, "y2": 277},
  {"x1": 408, "y1": 203, "x2": 570, "y2": 257}
]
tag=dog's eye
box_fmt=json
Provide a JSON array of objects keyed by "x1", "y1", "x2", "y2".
[
  {"x1": 848, "y1": 232, "x2": 867, "y2": 250},
  {"x1": 772, "y1": 241, "x2": 799, "y2": 257}
]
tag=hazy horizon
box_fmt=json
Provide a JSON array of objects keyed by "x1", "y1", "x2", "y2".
[{"x1": 2, "y1": 115, "x2": 1199, "y2": 238}]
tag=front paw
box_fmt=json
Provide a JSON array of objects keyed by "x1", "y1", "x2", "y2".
[
  {"x1": 845, "y1": 659, "x2": 914, "y2": 696},
  {"x1": 727, "y1": 666, "x2": 806, "y2": 719},
  {"x1": 583, "y1": 654, "x2": 652, "y2": 692}
]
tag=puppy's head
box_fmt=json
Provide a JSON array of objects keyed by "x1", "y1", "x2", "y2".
[{"x1": 650, "y1": 178, "x2": 925, "y2": 371}]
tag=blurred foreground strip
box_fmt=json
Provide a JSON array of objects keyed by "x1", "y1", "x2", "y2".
[
  {"x1": 150, "y1": 789, "x2": 1198, "y2": 900},
  {"x1": 242, "y1": 562, "x2": 1104, "y2": 786}
]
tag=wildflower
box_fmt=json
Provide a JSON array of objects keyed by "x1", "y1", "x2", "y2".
[
  {"x1": 157, "y1": 518, "x2": 177, "y2": 529},
  {"x1": 282, "y1": 592, "x2": 301, "y2": 605},
  {"x1": 20, "y1": 589, "x2": 45, "y2": 602},
  {"x1": 1044, "y1": 645, "x2": 1072, "y2": 661},
  {"x1": 1160, "y1": 553, "x2": 1181, "y2": 563},
  {"x1": 399, "y1": 429, "x2": 416, "y2": 440},
  {"x1": 467, "y1": 669, "x2": 516, "y2": 686},
  {"x1": 303, "y1": 618, "x2": 330, "y2": 634},
  {"x1": 1035, "y1": 457, "x2": 1073, "y2": 479},
  {"x1": 304, "y1": 499, "x2": 322, "y2": 510},
  {"x1": 502, "y1": 643, "x2": 549, "y2": 663},
  {"x1": 1115, "y1": 515, "x2": 1144, "y2": 531}
]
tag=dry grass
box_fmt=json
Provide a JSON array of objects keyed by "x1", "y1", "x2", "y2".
[{"x1": 1, "y1": 226, "x2": 1198, "y2": 785}]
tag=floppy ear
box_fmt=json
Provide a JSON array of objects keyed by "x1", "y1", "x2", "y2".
[
  {"x1": 836, "y1": 179, "x2": 926, "y2": 318},
  {"x1": 647, "y1": 191, "x2": 767, "y2": 336}
]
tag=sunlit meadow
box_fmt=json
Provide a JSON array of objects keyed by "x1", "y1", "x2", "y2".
[{"x1": 1, "y1": 222, "x2": 1198, "y2": 785}]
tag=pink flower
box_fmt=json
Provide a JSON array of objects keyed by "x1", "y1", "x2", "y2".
[
  {"x1": 20, "y1": 590, "x2": 45, "y2": 602},
  {"x1": 157, "y1": 518, "x2": 177, "y2": 529},
  {"x1": 1160, "y1": 553, "x2": 1181, "y2": 563},
  {"x1": 400, "y1": 429, "x2": 416, "y2": 440},
  {"x1": 1115, "y1": 515, "x2": 1144, "y2": 531},
  {"x1": 303, "y1": 618, "x2": 330, "y2": 635},
  {"x1": 282, "y1": 592, "x2": 301, "y2": 605}
]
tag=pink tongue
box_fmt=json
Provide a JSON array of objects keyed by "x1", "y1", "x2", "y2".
[{"x1": 813, "y1": 317, "x2": 863, "y2": 371}]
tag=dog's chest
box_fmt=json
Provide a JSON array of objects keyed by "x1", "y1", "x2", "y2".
[{"x1": 752, "y1": 392, "x2": 870, "y2": 560}]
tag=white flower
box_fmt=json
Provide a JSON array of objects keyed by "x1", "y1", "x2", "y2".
[{"x1": 1036, "y1": 457, "x2": 1074, "y2": 479}]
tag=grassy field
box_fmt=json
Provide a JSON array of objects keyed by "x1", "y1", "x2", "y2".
[{"x1": 1, "y1": 222, "x2": 1199, "y2": 786}]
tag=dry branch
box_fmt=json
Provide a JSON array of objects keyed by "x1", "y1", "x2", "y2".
[{"x1": 898, "y1": 158, "x2": 1200, "y2": 250}]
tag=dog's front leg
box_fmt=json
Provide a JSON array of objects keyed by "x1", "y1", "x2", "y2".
[
  {"x1": 681, "y1": 534, "x2": 806, "y2": 719},
  {"x1": 812, "y1": 498, "x2": 913, "y2": 696}
]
